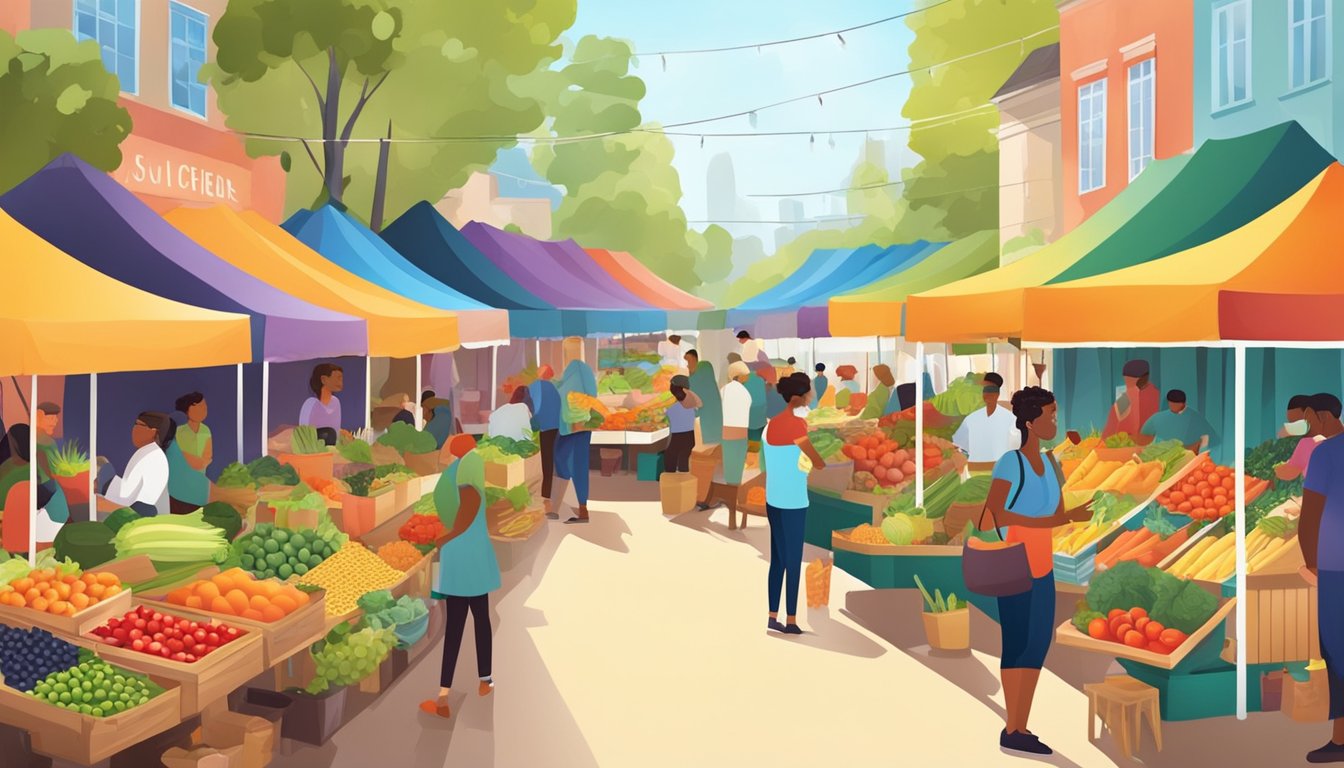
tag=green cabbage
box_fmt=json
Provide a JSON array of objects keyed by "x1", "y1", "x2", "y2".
[
  {"x1": 1085, "y1": 561, "x2": 1157, "y2": 615},
  {"x1": 377, "y1": 422, "x2": 438, "y2": 455},
  {"x1": 882, "y1": 514, "x2": 916, "y2": 546},
  {"x1": 1149, "y1": 568, "x2": 1219, "y2": 634}
]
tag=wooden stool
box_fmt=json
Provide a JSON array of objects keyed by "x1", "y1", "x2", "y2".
[
  {"x1": 1084, "y1": 675, "x2": 1162, "y2": 759},
  {"x1": 708, "y1": 468, "x2": 763, "y2": 530}
]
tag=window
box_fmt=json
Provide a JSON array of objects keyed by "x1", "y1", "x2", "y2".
[
  {"x1": 74, "y1": 0, "x2": 138, "y2": 94},
  {"x1": 1289, "y1": 0, "x2": 1330, "y2": 90},
  {"x1": 170, "y1": 2, "x2": 208, "y2": 117},
  {"x1": 1078, "y1": 79, "x2": 1107, "y2": 194},
  {"x1": 1212, "y1": 0, "x2": 1252, "y2": 110},
  {"x1": 1128, "y1": 58, "x2": 1155, "y2": 180}
]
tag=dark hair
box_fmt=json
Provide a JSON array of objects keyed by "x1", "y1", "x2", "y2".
[
  {"x1": 175, "y1": 392, "x2": 205, "y2": 415},
  {"x1": 776, "y1": 372, "x2": 811, "y2": 403},
  {"x1": 391, "y1": 410, "x2": 414, "y2": 427},
  {"x1": 668, "y1": 334, "x2": 681, "y2": 345},
  {"x1": 737, "y1": 331, "x2": 752, "y2": 340},
  {"x1": 684, "y1": 348, "x2": 699, "y2": 360},
  {"x1": 896, "y1": 383, "x2": 916, "y2": 411},
  {"x1": 1288, "y1": 394, "x2": 1313, "y2": 411},
  {"x1": 983, "y1": 372, "x2": 1004, "y2": 387},
  {"x1": 671, "y1": 385, "x2": 688, "y2": 403},
  {"x1": 309, "y1": 363, "x2": 343, "y2": 397},
  {"x1": 815, "y1": 363, "x2": 826, "y2": 373},
  {"x1": 36, "y1": 402, "x2": 60, "y2": 416},
  {"x1": 1010, "y1": 386, "x2": 1056, "y2": 446},
  {"x1": 138, "y1": 411, "x2": 175, "y2": 449},
  {"x1": 0, "y1": 424, "x2": 30, "y2": 465},
  {"x1": 421, "y1": 390, "x2": 436, "y2": 404},
  {"x1": 1310, "y1": 393, "x2": 1343, "y2": 419},
  {"x1": 787, "y1": 357, "x2": 796, "y2": 366},
  {"x1": 1167, "y1": 389, "x2": 1187, "y2": 404}
]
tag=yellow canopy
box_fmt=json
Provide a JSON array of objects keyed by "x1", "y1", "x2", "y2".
[
  {"x1": 1020, "y1": 167, "x2": 1332, "y2": 343},
  {"x1": 0, "y1": 209, "x2": 251, "y2": 376},
  {"x1": 166, "y1": 207, "x2": 459, "y2": 358}
]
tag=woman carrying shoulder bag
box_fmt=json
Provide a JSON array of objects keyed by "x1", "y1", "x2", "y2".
[{"x1": 978, "y1": 387, "x2": 1092, "y2": 756}]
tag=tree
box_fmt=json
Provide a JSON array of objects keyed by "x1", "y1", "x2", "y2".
[
  {"x1": 0, "y1": 29, "x2": 131, "y2": 195},
  {"x1": 528, "y1": 36, "x2": 703, "y2": 290},
  {"x1": 901, "y1": 0, "x2": 1059, "y2": 238},
  {"x1": 207, "y1": 0, "x2": 577, "y2": 226}
]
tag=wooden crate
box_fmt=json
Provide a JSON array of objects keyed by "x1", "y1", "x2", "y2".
[
  {"x1": 134, "y1": 591, "x2": 327, "y2": 669},
  {"x1": 0, "y1": 586, "x2": 132, "y2": 638},
  {"x1": 1054, "y1": 598, "x2": 1237, "y2": 670},
  {"x1": 0, "y1": 670, "x2": 182, "y2": 765},
  {"x1": 390, "y1": 553, "x2": 433, "y2": 602},
  {"x1": 1244, "y1": 573, "x2": 1320, "y2": 665},
  {"x1": 335, "y1": 488, "x2": 397, "y2": 537},
  {"x1": 484, "y1": 459, "x2": 525, "y2": 489},
  {"x1": 91, "y1": 625, "x2": 265, "y2": 719},
  {"x1": 831, "y1": 528, "x2": 961, "y2": 557}
]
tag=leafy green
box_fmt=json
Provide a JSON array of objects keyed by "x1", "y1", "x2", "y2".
[
  {"x1": 1090, "y1": 491, "x2": 1137, "y2": 524},
  {"x1": 1142, "y1": 508, "x2": 1178, "y2": 538},
  {"x1": 345, "y1": 469, "x2": 376, "y2": 497},
  {"x1": 1149, "y1": 568, "x2": 1219, "y2": 634},
  {"x1": 291, "y1": 425, "x2": 325, "y2": 455},
  {"x1": 930, "y1": 374, "x2": 987, "y2": 417},
  {"x1": 477, "y1": 433, "x2": 540, "y2": 460},
  {"x1": 914, "y1": 574, "x2": 966, "y2": 612},
  {"x1": 485, "y1": 484, "x2": 532, "y2": 512},
  {"x1": 952, "y1": 474, "x2": 993, "y2": 505},
  {"x1": 0, "y1": 557, "x2": 32, "y2": 585},
  {"x1": 103, "y1": 507, "x2": 141, "y2": 534},
  {"x1": 1085, "y1": 561, "x2": 1156, "y2": 615},
  {"x1": 337, "y1": 438, "x2": 374, "y2": 465},
  {"x1": 48, "y1": 440, "x2": 90, "y2": 477},
  {"x1": 1247, "y1": 478, "x2": 1302, "y2": 529},
  {"x1": 412, "y1": 493, "x2": 436, "y2": 515},
  {"x1": 201, "y1": 502, "x2": 243, "y2": 540},
  {"x1": 246, "y1": 456, "x2": 299, "y2": 486},
  {"x1": 1073, "y1": 602, "x2": 1104, "y2": 633},
  {"x1": 1138, "y1": 439, "x2": 1190, "y2": 481},
  {"x1": 217, "y1": 462, "x2": 256, "y2": 489},
  {"x1": 1104, "y1": 432, "x2": 1138, "y2": 449},
  {"x1": 1246, "y1": 436, "x2": 1300, "y2": 481},
  {"x1": 377, "y1": 422, "x2": 438, "y2": 455}
]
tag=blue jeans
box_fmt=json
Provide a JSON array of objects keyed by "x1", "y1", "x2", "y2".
[
  {"x1": 554, "y1": 431, "x2": 592, "y2": 506},
  {"x1": 1320, "y1": 570, "x2": 1344, "y2": 720},
  {"x1": 998, "y1": 574, "x2": 1055, "y2": 669},
  {"x1": 766, "y1": 504, "x2": 806, "y2": 617}
]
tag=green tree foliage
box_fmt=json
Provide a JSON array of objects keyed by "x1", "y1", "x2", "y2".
[
  {"x1": 207, "y1": 0, "x2": 576, "y2": 226},
  {"x1": 901, "y1": 0, "x2": 1059, "y2": 237},
  {"x1": 528, "y1": 36, "x2": 707, "y2": 291},
  {"x1": 0, "y1": 29, "x2": 131, "y2": 195}
]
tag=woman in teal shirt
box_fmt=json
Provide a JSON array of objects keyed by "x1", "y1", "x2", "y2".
[
  {"x1": 168, "y1": 393, "x2": 211, "y2": 515},
  {"x1": 420, "y1": 441, "x2": 500, "y2": 719}
]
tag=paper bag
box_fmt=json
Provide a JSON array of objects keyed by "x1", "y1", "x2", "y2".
[
  {"x1": 202, "y1": 712, "x2": 275, "y2": 768},
  {"x1": 162, "y1": 745, "x2": 244, "y2": 768},
  {"x1": 1284, "y1": 667, "x2": 1331, "y2": 722}
]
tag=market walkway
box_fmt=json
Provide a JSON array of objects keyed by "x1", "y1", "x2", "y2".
[{"x1": 273, "y1": 475, "x2": 1327, "y2": 768}]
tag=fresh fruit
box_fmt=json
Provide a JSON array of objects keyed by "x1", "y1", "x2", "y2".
[
  {"x1": 236, "y1": 523, "x2": 341, "y2": 580},
  {"x1": 27, "y1": 656, "x2": 161, "y2": 717},
  {"x1": 1, "y1": 569, "x2": 121, "y2": 616},
  {"x1": 296, "y1": 543, "x2": 404, "y2": 616},
  {"x1": 0, "y1": 625, "x2": 80, "y2": 691},
  {"x1": 164, "y1": 568, "x2": 310, "y2": 622},
  {"x1": 1088, "y1": 618, "x2": 1109, "y2": 640},
  {"x1": 397, "y1": 514, "x2": 446, "y2": 546},
  {"x1": 90, "y1": 606, "x2": 245, "y2": 663},
  {"x1": 306, "y1": 626, "x2": 397, "y2": 694},
  {"x1": 376, "y1": 541, "x2": 424, "y2": 572},
  {"x1": 1156, "y1": 455, "x2": 1268, "y2": 522}
]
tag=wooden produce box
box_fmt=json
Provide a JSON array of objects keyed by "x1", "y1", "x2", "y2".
[
  {"x1": 334, "y1": 487, "x2": 397, "y2": 537},
  {"x1": 0, "y1": 586, "x2": 132, "y2": 639},
  {"x1": 831, "y1": 528, "x2": 961, "y2": 557},
  {"x1": 91, "y1": 625, "x2": 266, "y2": 719},
  {"x1": 484, "y1": 459, "x2": 525, "y2": 489},
  {"x1": 0, "y1": 671, "x2": 182, "y2": 765},
  {"x1": 390, "y1": 553, "x2": 434, "y2": 602},
  {"x1": 135, "y1": 590, "x2": 328, "y2": 669},
  {"x1": 1243, "y1": 573, "x2": 1320, "y2": 665},
  {"x1": 1092, "y1": 446, "x2": 1143, "y2": 463},
  {"x1": 1054, "y1": 598, "x2": 1236, "y2": 670}
]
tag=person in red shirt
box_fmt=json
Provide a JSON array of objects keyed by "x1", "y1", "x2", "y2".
[{"x1": 1103, "y1": 359, "x2": 1159, "y2": 440}]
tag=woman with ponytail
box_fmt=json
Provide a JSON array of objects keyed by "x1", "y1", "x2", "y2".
[{"x1": 979, "y1": 387, "x2": 1093, "y2": 756}]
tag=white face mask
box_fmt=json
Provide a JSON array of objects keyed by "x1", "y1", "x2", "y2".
[
  {"x1": 1284, "y1": 419, "x2": 1310, "y2": 436},
  {"x1": 794, "y1": 406, "x2": 810, "y2": 417}
]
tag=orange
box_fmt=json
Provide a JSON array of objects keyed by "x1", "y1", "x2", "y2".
[
  {"x1": 211, "y1": 574, "x2": 235, "y2": 593},
  {"x1": 102, "y1": 584, "x2": 121, "y2": 596},
  {"x1": 195, "y1": 582, "x2": 221, "y2": 601},
  {"x1": 56, "y1": 584, "x2": 70, "y2": 600},
  {"x1": 70, "y1": 579, "x2": 86, "y2": 594},
  {"x1": 225, "y1": 589, "x2": 250, "y2": 614},
  {"x1": 210, "y1": 596, "x2": 233, "y2": 614},
  {"x1": 249, "y1": 595, "x2": 270, "y2": 611},
  {"x1": 13, "y1": 578, "x2": 33, "y2": 593},
  {"x1": 167, "y1": 587, "x2": 191, "y2": 605},
  {"x1": 31, "y1": 597, "x2": 48, "y2": 612},
  {"x1": 23, "y1": 588, "x2": 40, "y2": 603},
  {"x1": 290, "y1": 589, "x2": 310, "y2": 606},
  {"x1": 241, "y1": 608, "x2": 264, "y2": 621},
  {"x1": 41, "y1": 589, "x2": 58, "y2": 603},
  {"x1": 260, "y1": 605, "x2": 285, "y2": 622},
  {"x1": 49, "y1": 600, "x2": 68, "y2": 615},
  {"x1": 259, "y1": 581, "x2": 281, "y2": 599},
  {"x1": 63, "y1": 604, "x2": 75, "y2": 617},
  {"x1": 97, "y1": 573, "x2": 120, "y2": 586},
  {"x1": 271, "y1": 594, "x2": 297, "y2": 614},
  {"x1": 70, "y1": 593, "x2": 90, "y2": 610},
  {"x1": 87, "y1": 583, "x2": 105, "y2": 599}
]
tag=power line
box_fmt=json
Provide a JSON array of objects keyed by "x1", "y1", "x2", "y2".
[{"x1": 751, "y1": 174, "x2": 1052, "y2": 199}]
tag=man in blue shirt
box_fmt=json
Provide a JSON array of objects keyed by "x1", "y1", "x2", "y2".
[
  {"x1": 528, "y1": 365, "x2": 561, "y2": 515},
  {"x1": 1299, "y1": 392, "x2": 1344, "y2": 763},
  {"x1": 1139, "y1": 389, "x2": 1218, "y2": 453}
]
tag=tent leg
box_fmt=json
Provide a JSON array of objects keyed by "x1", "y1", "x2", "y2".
[
  {"x1": 89, "y1": 373, "x2": 97, "y2": 512},
  {"x1": 261, "y1": 361, "x2": 270, "y2": 458},
  {"x1": 28, "y1": 376, "x2": 37, "y2": 566},
  {"x1": 235, "y1": 364, "x2": 244, "y2": 464},
  {"x1": 535, "y1": 340, "x2": 542, "y2": 369},
  {"x1": 1020, "y1": 347, "x2": 1029, "y2": 391},
  {"x1": 491, "y1": 345, "x2": 500, "y2": 411},
  {"x1": 365, "y1": 358, "x2": 372, "y2": 432},
  {"x1": 414, "y1": 356, "x2": 422, "y2": 430},
  {"x1": 876, "y1": 336, "x2": 882, "y2": 366},
  {"x1": 1234, "y1": 344, "x2": 1247, "y2": 720},
  {"x1": 915, "y1": 342, "x2": 925, "y2": 508}
]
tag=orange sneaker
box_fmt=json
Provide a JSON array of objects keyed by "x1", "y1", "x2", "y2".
[
  {"x1": 419, "y1": 699, "x2": 451, "y2": 718},
  {"x1": 479, "y1": 680, "x2": 494, "y2": 697}
]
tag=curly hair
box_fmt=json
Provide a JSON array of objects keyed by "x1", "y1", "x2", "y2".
[
  {"x1": 777, "y1": 372, "x2": 812, "y2": 404},
  {"x1": 1011, "y1": 386, "x2": 1056, "y2": 446}
]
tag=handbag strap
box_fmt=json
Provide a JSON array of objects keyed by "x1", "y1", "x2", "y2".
[{"x1": 979, "y1": 450, "x2": 1037, "y2": 542}]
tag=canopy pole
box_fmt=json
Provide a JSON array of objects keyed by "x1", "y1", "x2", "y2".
[
  {"x1": 28, "y1": 376, "x2": 37, "y2": 566},
  {"x1": 1234, "y1": 344, "x2": 1247, "y2": 720},
  {"x1": 876, "y1": 336, "x2": 882, "y2": 366},
  {"x1": 261, "y1": 361, "x2": 270, "y2": 458},
  {"x1": 414, "y1": 356, "x2": 422, "y2": 430},
  {"x1": 89, "y1": 373, "x2": 97, "y2": 512},
  {"x1": 364, "y1": 359, "x2": 372, "y2": 432},
  {"x1": 535, "y1": 340, "x2": 542, "y2": 369},
  {"x1": 621, "y1": 333, "x2": 627, "y2": 358},
  {"x1": 491, "y1": 345, "x2": 500, "y2": 411},
  {"x1": 914, "y1": 343, "x2": 925, "y2": 509},
  {"x1": 1020, "y1": 347, "x2": 1029, "y2": 391},
  {"x1": 235, "y1": 364, "x2": 243, "y2": 464}
]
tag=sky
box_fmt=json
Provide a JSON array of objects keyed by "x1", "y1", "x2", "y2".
[{"x1": 533, "y1": 0, "x2": 923, "y2": 240}]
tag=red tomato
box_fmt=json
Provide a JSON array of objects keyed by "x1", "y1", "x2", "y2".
[
  {"x1": 1147, "y1": 640, "x2": 1172, "y2": 654},
  {"x1": 1124, "y1": 630, "x2": 1147, "y2": 648},
  {"x1": 1144, "y1": 621, "x2": 1166, "y2": 641},
  {"x1": 1160, "y1": 628, "x2": 1187, "y2": 647},
  {"x1": 104, "y1": 637, "x2": 122, "y2": 647},
  {"x1": 1107, "y1": 608, "x2": 1126, "y2": 620},
  {"x1": 193, "y1": 644, "x2": 208, "y2": 656},
  {"x1": 128, "y1": 628, "x2": 143, "y2": 641},
  {"x1": 193, "y1": 629, "x2": 208, "y2": 643},
  {"x1": 171, "y1": 652, "x2": 187, "y2": 662},
  {"x1": 133, "y1": 618, "x2": 147, "y2": 631},
  {"x1": 1134, "y1": 617, "x2": 1151, "y2": 632},
  {"x1": 132, "y1": 639, "x2": 146, "y2": 652},
  {"x1": 1113, "y1": 623, "x2": 1134, "y2": 642},
  {"x1": 1088, "y1": 618, "x2": 1109, "y2": 640},
  {"x1": 1129, "y1": 607, "x2": 1148, "y2": 620},
  {"x1": 207, "y1": 632, "x2": 220, "y2": 646},
  {"x1": 147, "y1": 641, "x2": 163, "y2": 654},
  {"x1": 112, "y1": 627, "x2": 128, "y2": 642},
  {"x1": 184, "y1": 655, "x2": 197, "y2": 663}
]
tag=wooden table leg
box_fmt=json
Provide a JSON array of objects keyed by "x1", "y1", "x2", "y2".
[
  {"x1": 1087, "y1": 692, "x2": 1097, "y2": 742},
  {"x1": 1117, "y1": 704, "x2": 1132, "y2": 760},
  {"x1": 1146, "y1": 699, "x2": 1163, "y2": 751}
]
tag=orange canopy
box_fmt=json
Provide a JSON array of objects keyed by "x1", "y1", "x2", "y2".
[
  {"x1": 165, "y1": 206, "x2": 459, "y2": 358},
  {"x1": 585, "y1": 249, "x2": 712, "y2": 310}
]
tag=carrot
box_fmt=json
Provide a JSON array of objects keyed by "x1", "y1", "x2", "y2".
[
  {"x1": 1119, "y1": 532, "x2": 1163, "y2": 562},
  {"x1": 1097, "y1": 530, "x2": 1137, "y2": 569}
]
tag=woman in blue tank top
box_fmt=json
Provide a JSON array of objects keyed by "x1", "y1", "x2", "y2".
[{"x1": 664, "y1": 375, "x2": 702, "y2": 473}]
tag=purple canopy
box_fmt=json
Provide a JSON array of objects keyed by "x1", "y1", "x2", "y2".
[
  {"x1": 538, "y1": 241, "x2": 656, "y2": 309},
  {"x1": 1, "y1": 155, "x2": 367, "y2": 362}
]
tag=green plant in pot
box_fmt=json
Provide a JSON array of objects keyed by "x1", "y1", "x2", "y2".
[{"x1": 914, "y1": 574, "x2": 971, "y2": 652}]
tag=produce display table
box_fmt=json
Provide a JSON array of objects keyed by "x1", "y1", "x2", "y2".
[
  {"x1": 92, "y1": 626, "x2": 266, "y2": 719},
  {"x1": 830, "y1": 531, "x2": 997, "y2": 620},
  {"x1": 135, "y1": 591, "x2": 328, "y2": 669},
  {"x1": 804, "y1": 492, "x2": 873, "y2": 549}
]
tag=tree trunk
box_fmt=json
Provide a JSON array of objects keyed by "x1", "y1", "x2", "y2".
[
  {"x1": 322, "y1": 48, "x2": 343, "y2": 204},
  {"x1": 369, "y1": 121, "x2": 392, "y2": 232}
]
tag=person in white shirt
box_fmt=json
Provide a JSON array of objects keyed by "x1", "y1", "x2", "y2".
[
  {"x1": 720, "y1": 362, "x2": 754, "y2": 486},
  {"x1": 657, "y1": 335, "x2": 684, "y2": 369},
  {"x1": 487, "y1": 386, "x2": 534, "y2": 442},
  {"x1": 952, "y1": 373, "x2": 1020, "y2": 469},
  {"x1": 736, "y1": 331, "x2": 770, "y2": 367},
  {"x1": 97, "y1": 411, "x2": 173, "y2": 517}
]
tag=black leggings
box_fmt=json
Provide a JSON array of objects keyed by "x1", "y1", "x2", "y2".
[
  {"x1": 441, "y1": 594, "x2": 492, "y2": 688},
  {"x1": 665, "y1": 431, "x2": 695, "y2": 473}
]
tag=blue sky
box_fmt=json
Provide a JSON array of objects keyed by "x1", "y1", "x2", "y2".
[{"x1": 545, "y1": 0, "x2": 922, "y2": 238}]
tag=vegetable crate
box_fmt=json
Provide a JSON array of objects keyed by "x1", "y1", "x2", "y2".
[
  {"x1": 1228, "y1": 573, "x2": 1320, "y2": 665},
  {"x1": 0, "y1": 585, "x2": 131, "y2": 638},
  {"x1": 484, "y1": 460, "x2": 525, "y2": 489},
  {"x1": 806, "y1": 460, "x2": 854, "y2": 494},
  {"x1": 276, "y1": 452, "x2": 334, "y2": 482},
  {"x1": 334, "y1": 488, "x2": 398, "y2": 538},
  {"x1": 0, "y1": 671, "x2": 182, "y2": 765},
  {"x1": 1052, "y1": 544, "x2": 1097, "y2": 586},
  {"x1": 389, "y1": 552, "x2": 434, "y2": 603},
  {"x1": 1054, "y1": 598, "x2": 1237, "y2": 671},
  {"x1": 92, "y1": 625, "x2": 266, "y2": 719},
  {"x1": 135, "y1": 590, "x2": 328, "y2": 669}
]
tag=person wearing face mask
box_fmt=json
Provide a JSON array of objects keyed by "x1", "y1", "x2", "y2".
[
  {"x1": 952, "y1": 373, "x2": 1020, "y2": 471},
  {"x1": 1278, "y1": 394, "x2": 1323, "y2": 482}
]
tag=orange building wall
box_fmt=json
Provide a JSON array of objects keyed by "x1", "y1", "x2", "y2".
[{"x1": 1059, "y1": 0, "x2": 1193, "y2": 231}]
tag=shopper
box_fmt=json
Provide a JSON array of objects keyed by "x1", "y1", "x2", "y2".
[
  {"x1": 759, "y1": 364, "x2": 788, "y2": 421},
  {"x1": 300, "y1": 363, "x2": 345, "y2": 447},
  {"x1": 746, "y1": 364, "x2": 768, "y2": 444},
  {"x1": 763, "y1": 373, "x2": 827, "y2": 636},
  {"x1": 1102, "y1": 359, "x2": 1159, "y2": 440},
  {"x1": 859, "y1": 364, "x2": 895, "y2": 420},
  {"x1": 167, "y1": 392, "x2": 212, "y2": 515},
  {"x1": 32, "y1": 403, "x2": 69, "y2": 527},
  {"x1": 487, "y1": 386, "x2": 533, "y2": 442},
  {"x1": 1278, "y1": 394, "x2": 1323, "y2": 482},
  {"x1": 555, "y1": 340, "x2": 597, "y2": 524},
  {"x1": 528, "y1": 366, "x2": 561, "y2": 507},
  {"x1": 685, "y1": 350, "x2": 722, "y2": 445},
  {"x1": 1139, "y1": 389, "x2": 1218, "y2": 453},
  {"x1": 812, "y1": 363, "x2": 830, "y2": 408},
  {"x1": 423, "y1": 391, "x2": 457, "y2": 450},
  {"x1": 663, "y1": 376, "x2": 701, "y2": 473},
  {"x1": 952, "y1": 373, "x2": 1019, "y2": 471},
  {"x1": 98, "y1": 412, "x2": 174, "y2": 517},
  {"x1": 721, "y1": 362, "x2": 753, "y2": 486},
  {"x1": 736, "y1": 330, "x2": 770, "y2": 366},
  {"x1": 0, "y1": 424, "x2": 62, "y2": 540},
  {"x1": 419, "y1": 439, "x2": 499, "y2": 720},
  {"x1": 658, "y1": 334, "x2": 684, "y2": 369},
  {"x1": 1298, "y1": 393, "x2": 1344, "y2": 763},
  {"x1": 980, "y1": 387, "x2": 1093, "y2": 755}
]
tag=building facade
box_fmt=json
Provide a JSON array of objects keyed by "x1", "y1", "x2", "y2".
[
  {"x1": 436, "y1": 172, "x2": 554, "y2": 240},
  {"x1": 992, "y1": 43, "x2": 1062, "y2": 265},
  {"x1": 1058, "y1": 0, "x2": 1194, "y2": 231},
  {"x1": 1194, "y1": 0, "x2": 1341, "y2": 155},
  {"x1": 1, "y1": 0, "x2": 284, "y2": 218}
]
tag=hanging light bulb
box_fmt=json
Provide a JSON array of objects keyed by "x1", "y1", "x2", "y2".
[
  {"x1": 817, "y1": 95, "x2": 824, "y2": 107},
  {"x1": 699, "y1": 135, "x2": 705, "y2": 149},
  {"x1": 837, "y1": 33, "x2": 846, "y2": 47},
  {"x1": 661, "y1": 54, "x2": 667, "y2": 72}
]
